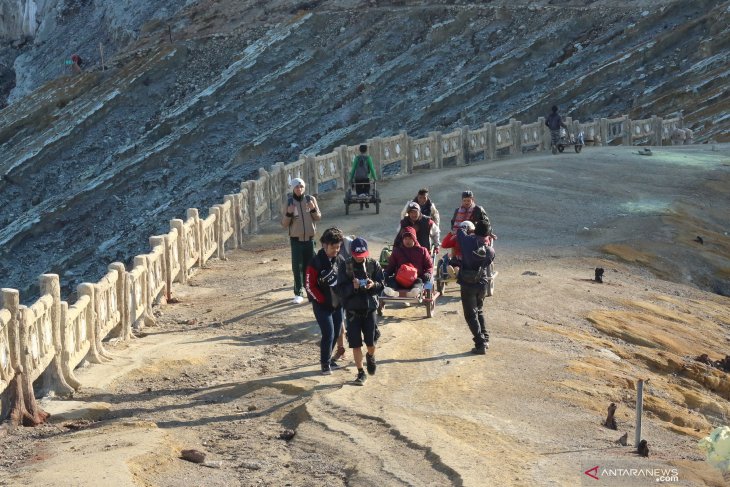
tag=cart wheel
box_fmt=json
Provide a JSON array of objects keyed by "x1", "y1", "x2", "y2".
[
  {"x1": 558, "y1": 145, "x2": 565, "y2": 153},
  {"x1": 575, "y1": 144, "x2": 582, "y2": 153},
  {"x1": 426, "y1": 299, "x2": 435, "y2": 318},
  {"x1": 345, "y1": 204, "x2": 349, "y2": 215},
  {"x1": 375, "y1": 202, "x2": 380, "y2": 214}
]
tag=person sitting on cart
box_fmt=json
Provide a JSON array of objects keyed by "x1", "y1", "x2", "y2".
[
  {"x1": 395, "y1": 202, "x2": 440, "y2": 255},
  {"x1": 545, "y1": 105, "x2": 568, "y2": 151},
  {"x1": 349, "y1": 144, "x2": 377, "y2": 208},
  {"x1": 384, "y1": 227, "x2": 433, "y2": 298},
  {"x1": 439, "y1": 220, "x2": 474, "y2": 279},
  {"x1": 400, "y1": 188, "x2": 440, "y2": 228}
]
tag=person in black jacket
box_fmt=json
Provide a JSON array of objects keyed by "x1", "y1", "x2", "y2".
[
  {"x1": 545, "y1": 105, "x2": 567, "y2": 152},
  {"x1": 450, "y1": 190, "x2": 492, "y2": 236},
  {"x1": 305, "y1": 227, "x2": 345, "y2": 375},
  {"x1": 456, "y1": 220, "x2": 495, "y2": 355},
  {"x1": 335, "y1": 237, "x2": 384, "y2": 386},
  {"x1": 395, "y1": 202, "x2": 439, "y2": 252}
]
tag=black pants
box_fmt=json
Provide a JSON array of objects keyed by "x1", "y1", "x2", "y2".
[
  {"x1": 354, "y1": 178, "x2": 370, "y2": 195},
  {"x1": 460, "y1": 285, "x2": 488, "y2": 347}
]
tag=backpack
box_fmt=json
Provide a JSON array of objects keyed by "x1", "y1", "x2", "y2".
[
  {"x1": 354, "y1": 155, "x2": 369, "y2": 181},
  {"x1": 379, "y1": 246, "x2": 392, "y2": 267},
  {"x1": 459, "y1": 243, "x2": 494, "y2": 284}
]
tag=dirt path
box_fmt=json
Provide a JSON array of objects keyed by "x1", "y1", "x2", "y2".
[{"x1": 1, "y1": 145, "x2": 729, "y2": 486}]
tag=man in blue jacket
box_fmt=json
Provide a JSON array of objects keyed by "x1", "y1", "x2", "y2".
[{"x1": 456, "y1": 221, "x2": 495, "y2": 354}]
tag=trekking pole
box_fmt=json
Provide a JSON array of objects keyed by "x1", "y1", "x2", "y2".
[{"x1": 168, "y1": 25, "x2": 173, "y2": 43}]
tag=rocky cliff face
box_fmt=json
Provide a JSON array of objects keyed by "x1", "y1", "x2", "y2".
[{"x1": 0, "y1": 0, "x2": 728, "y2": 299}]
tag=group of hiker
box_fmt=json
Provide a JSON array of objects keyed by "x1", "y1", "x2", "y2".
[{"x1": 282, "y1": 145, "x2": 495, "y2": 386}]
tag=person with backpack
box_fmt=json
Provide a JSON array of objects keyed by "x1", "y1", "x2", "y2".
[
  {"x1": 281, "y1": 178, "x2": 321, "y2": 304},
  {"x1": 349, "y1": 145, "x2": 377, "y2": 207},
  {"x1": 335, "y1": 237, "x2": 384, "y2": 386},
  {"x1": 450, "y1": 190, "x2": 492, "y2": 236},
  {"x1": 456, "y1": 220, "x2": 496, "y2": 355},
  {"x1": 545, "y1": 105, "x2": 568, "y2": 153},
  {"x1": 383, "y1": 226, "x2": 433, "y2": 298},
  {"x1": 305, "y1": 227, "x2": 345, "y2": 375}
]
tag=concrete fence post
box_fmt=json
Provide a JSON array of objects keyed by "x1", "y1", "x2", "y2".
[
  {"x1": 337, "y1": 145, "x2": 349, "y2": 190},
  {"x1": 652, "y1": 116, "x2": 663, "y2": 146},
  {"x1": 39, "y1": 274, "x2": 74, "y2": 396},
  {"x1": 400, "y1": 130, "x2": 413, "y2": 175},
  {"x1": 1, "y1": 289, "x2": 22, "y2": 406},
  {"x1": 150, "y1": 236, "x2": 169, "y2": 301},
  {"x1": 78, "y1": 283, "x2": 104, "y2": 364},
  {"x1": 170, "y1": 219, "x2": 186, "y2": 284},
  {"x1": 510, "y1": 119, "x2": 522, "y2": 155},
  {"x1": 459, "y1": 126, "x2": 469, "y2": 166},
  {"x1": 224, "y1": 195, "x2": 239, "y2": 249},
  {"x1": 245, "y1": 180, "x2": 258, "y2": 234},
  {"x1": 487, "y1": 123, "x2": 497, "y2": 160},
  {"x1": 600, "y1": 118, "x2": 608, "y2": 146},
  {"x1": 133, "y1": 255, "x2": 154, "y2": 330},
  {"x1": 57, "y1": 301, "x2": 81, "y2": 391},
  {"x1": 367, "y1": 137, "x2": 383, "y2": 180},
  {"x1": 537, "y1": 117, "x2": 546, "y2": 151},
  {"x1": 211, "y1": 206, "x2": 223, "y2": 260},
  {"x1": 429, "y1": 131, "x2": 443, "y2": 169},
  {"x1": 303, "y1": 156, "x2": 316, "y2": 194},
  {"x1": 108, "y1": 262, "x2": 129, "y2": 339},
  {"x1": 623, "y1": 115, "x2": 632, "y2": 146}
]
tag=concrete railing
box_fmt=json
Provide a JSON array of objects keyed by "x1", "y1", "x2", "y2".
[{"x1": 0, "y1": 112, "x2": 690, "y2": 421}]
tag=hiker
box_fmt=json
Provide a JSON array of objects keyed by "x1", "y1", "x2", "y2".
[
  {"x1": 70, "y1": 53, "x2": 83, "y2": 74},
  {"x1": 281, "y1": 178, "x2": 321, "y2": 304},
  {"x1": 400, "y1": 188, "x2": 440, "y2": 227},
  {"x1": 331, "y1": 234, "x2": 355, "y2": 363},
  {"x1": 439, "y1": 220, "x2": 475, "y2": 279},
  {"x1": 349, "y1": 144, "x2": 377, "y2": 205},
  {"x1": 305, "y1": 227, "x2": 345, "y2": 375},
  {"x1": 545, "y1": 105, "x2": 567, "y2": 152},
  {"x1": 395, "y1": 201, "x2": 439, "y2": 253},
  {"x1": 335, "y1": 237, "x2": 384, "y2": 386},
  {"x1": 456, "y1": 221, "x2": 495, "y2": 355},
  {"x1": 450, "y1": 190, "x2": 492, "y2": 236},
  {"x1": 383, "y1": 226, "x2": 433, "y2": 298}
]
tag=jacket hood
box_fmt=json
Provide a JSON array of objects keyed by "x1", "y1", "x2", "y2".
[{"x1": 400, "y1": 226, "x2": 421, "y2": 247}]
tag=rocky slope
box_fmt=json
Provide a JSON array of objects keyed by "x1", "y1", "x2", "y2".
[{"x1": 0, "y1": 0, "x2": 728, "y2": 299}]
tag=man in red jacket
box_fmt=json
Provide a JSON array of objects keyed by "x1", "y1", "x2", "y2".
[{"x1": 384, "y1": 227, "x2": 433, "y2": 298}]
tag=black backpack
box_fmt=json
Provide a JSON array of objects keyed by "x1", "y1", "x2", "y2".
[{"x1": 354, "y1": 155, "x2": 369, "y2": 181}]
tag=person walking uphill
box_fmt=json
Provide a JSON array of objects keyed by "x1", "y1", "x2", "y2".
[
  {"x1": 305, "y1": 227, "x2": 345, "y2": 375},
  {"x1": 281, "y1": 178, "x2": 321, "y2": 304},
  {"x1": 456, "y1": 220, "x2": 495, "y2": 355},
  {"x1": 350, "y1": 145, "x2": 377, "y2": 203},
  {"x1": 336, "y1": 237, "x2": 384, "y2": 386}
]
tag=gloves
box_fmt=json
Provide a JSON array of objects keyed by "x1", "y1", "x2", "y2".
[{"x1": 319, "y1": 268, "x2": 337, "y2": 286}]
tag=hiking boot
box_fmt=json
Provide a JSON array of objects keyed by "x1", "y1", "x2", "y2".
[
  {"x1": 383, "y1": 286, "x2": 398, "y2": 297},
  {"x1": 471, "y1": 346, "x2": 487, "y2": 355},
  {"x1": 354, "y1": 369, "x2": 367, "y2": 386},
  {"x1": 321, "y1": 364, "x2": 332, "y2": 375},
  {"x1": 365, "y1": 353, "x2": 377, "y2": 375}
]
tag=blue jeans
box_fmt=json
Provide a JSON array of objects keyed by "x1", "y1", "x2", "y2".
[{"x1": 312, "y1": 301, "x2": 343, "y2": 365}]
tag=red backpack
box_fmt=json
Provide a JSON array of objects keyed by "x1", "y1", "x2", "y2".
[{"x1": 395, "y1": 263, "x2": 418, "y2": 288}]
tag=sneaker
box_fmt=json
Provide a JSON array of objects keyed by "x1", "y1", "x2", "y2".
[
  {"x1": 329, "y1": 360, "x2": 340, "y2": 370},
  {"x1": 354, "y1": 369, "x2": 367, "y2": 386},
  {"x1": 292, "y1": 295, "x2": 304, "y2": 304},
  {"x1": 383, "y1": 286, "x2": 398, "y2": 297},
  {"x1": 471, "y1": 346, "x2": 487, "y2": 355},
  {"x1": 365, "y1": 353, "x2": 377, "y2": 375},
  {"x1": 321, "y1": 364, "x2": 332, "y2": 375},
  {"x1": 406, "y1": 288, "x2": 420, "y2": 298}
]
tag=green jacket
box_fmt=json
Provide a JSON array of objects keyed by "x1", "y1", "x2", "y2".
[{"x1": 349, "y1": 155, "x2": 377, "y2": 182}]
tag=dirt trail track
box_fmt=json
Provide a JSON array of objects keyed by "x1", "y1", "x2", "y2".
[{"x1": 1, "y1": 145, "x2": 729, "y2": 487}]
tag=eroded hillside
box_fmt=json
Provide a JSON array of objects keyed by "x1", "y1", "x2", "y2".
[{"x1": 0, "y1": 0, "x2": 728, "y2": 298}]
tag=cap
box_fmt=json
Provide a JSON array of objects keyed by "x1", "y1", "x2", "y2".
[
  {"x1": 458, "y1": 221, "x2": 475, "y2": 231},
  {"x1": 350, "y1": 237, "x2": 369, "y2": 258},
  {"x1": 461, "y1": 190, "x2": 473, "y2": 198},
  {"x1": 290, "y1": 178, "x2": 305, "y2": 190},
  {"x1": 406, "y1": 202, "x2": 420, "y2": 212}
]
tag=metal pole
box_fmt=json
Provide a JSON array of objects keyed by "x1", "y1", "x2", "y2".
[
  {"x1": 99, "y1": 42, "x2": 105, "y2": 71},
  {"x1": 635, "y1": 379, "x2": 644, "y2": 448}
]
